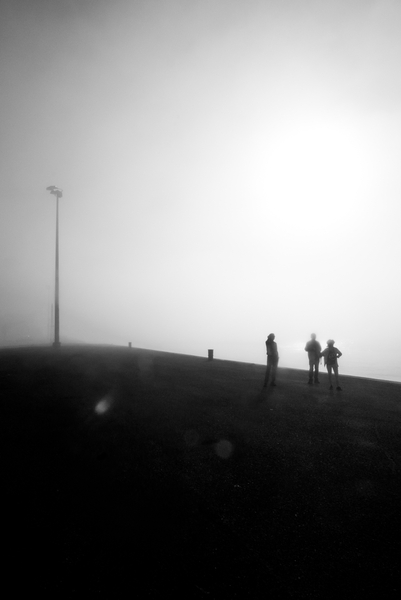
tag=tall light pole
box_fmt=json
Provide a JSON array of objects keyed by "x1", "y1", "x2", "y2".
[{"x1": 46, "y1": 186, "x2": 63, "y2": 348}]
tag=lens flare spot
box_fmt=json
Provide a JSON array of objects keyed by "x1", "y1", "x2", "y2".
[
  {"x1": 215, "y1": 439, "x2": 234, "y2": 459},
  {"x1": 95, "y1": 396, "x2": 112, "y2": 415}
]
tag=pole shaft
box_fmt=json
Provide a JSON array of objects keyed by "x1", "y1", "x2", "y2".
[{"x1": 54, "y1": 195, "x2": 60, "y2": 347}]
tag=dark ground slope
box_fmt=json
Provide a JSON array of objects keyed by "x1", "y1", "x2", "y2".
[{"x1": 1, "y1": 345, "x2": 401, "y2": 598}]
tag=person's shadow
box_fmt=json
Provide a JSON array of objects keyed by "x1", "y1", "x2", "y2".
[{"x1": 248, "y1": 387, "x2": 271, "y2": 409}]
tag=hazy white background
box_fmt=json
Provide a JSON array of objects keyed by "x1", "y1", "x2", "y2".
[{"x1": 1, "y1": 0, "x2": 400, "y2": 381}]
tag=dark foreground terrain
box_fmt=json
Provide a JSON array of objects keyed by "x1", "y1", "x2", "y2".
[{"x1": 1, "y1": 345, "x2": 401, "y2": 597}]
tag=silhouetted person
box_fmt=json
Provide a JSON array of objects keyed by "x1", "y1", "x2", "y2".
[
  {"x1": 321, "y1": 340, "x2": 342, "y2": 390},
  {"x1": 263, "y1": 333, "x2": 279, "y2": 387},
  {"x1": 305, "y1": 333, "x2": 322, "y2": 384}
]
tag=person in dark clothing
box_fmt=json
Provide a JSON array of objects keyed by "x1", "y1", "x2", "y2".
[
  {"x1": 263, "y1": 333, "x2": 279, "y2": 387},
  {"x1": 321, "y1": 340, "x2": 342, "y2": 390},
  {"x1": 305, "y1": 333, "x2": 322, "y2": 384}
]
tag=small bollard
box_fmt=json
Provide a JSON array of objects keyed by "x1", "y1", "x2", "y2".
[{"x1": 208, "y1": 349, "x2": 214, "y2": 361}]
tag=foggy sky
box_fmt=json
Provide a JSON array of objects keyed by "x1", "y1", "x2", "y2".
[{"x1": 1, "y1": 0, "x2": 401, "y2": 381}]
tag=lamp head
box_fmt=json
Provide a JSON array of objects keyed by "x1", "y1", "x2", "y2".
[{"x1": 46, "y1": 185, "x2": 63, "y2": 198}]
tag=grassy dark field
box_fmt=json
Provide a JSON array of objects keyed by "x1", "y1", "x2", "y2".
[{"x1": 2, "y1": 345, "x2": 401, "y2": 597}]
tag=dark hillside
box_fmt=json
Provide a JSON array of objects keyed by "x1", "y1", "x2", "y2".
[{"x1": 1, "y1": 346, "x2": 401, "y2": 597}]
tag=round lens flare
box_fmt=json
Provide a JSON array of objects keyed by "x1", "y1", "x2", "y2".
[
  {"x1": 94, "y1": 396, "x2": 112, "y2": 415},
  {"x1": 215, "y1": 439, "x2": 234, "y2": 459}
]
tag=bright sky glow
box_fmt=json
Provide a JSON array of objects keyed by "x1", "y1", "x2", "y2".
[{"x1": 1, "y1": 0, "x2": 401, "y2": 381}]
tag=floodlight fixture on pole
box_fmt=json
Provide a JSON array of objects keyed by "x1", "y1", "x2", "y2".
[{"x1": 46, "y1": 186, "x2": 63, "y2": 348}]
